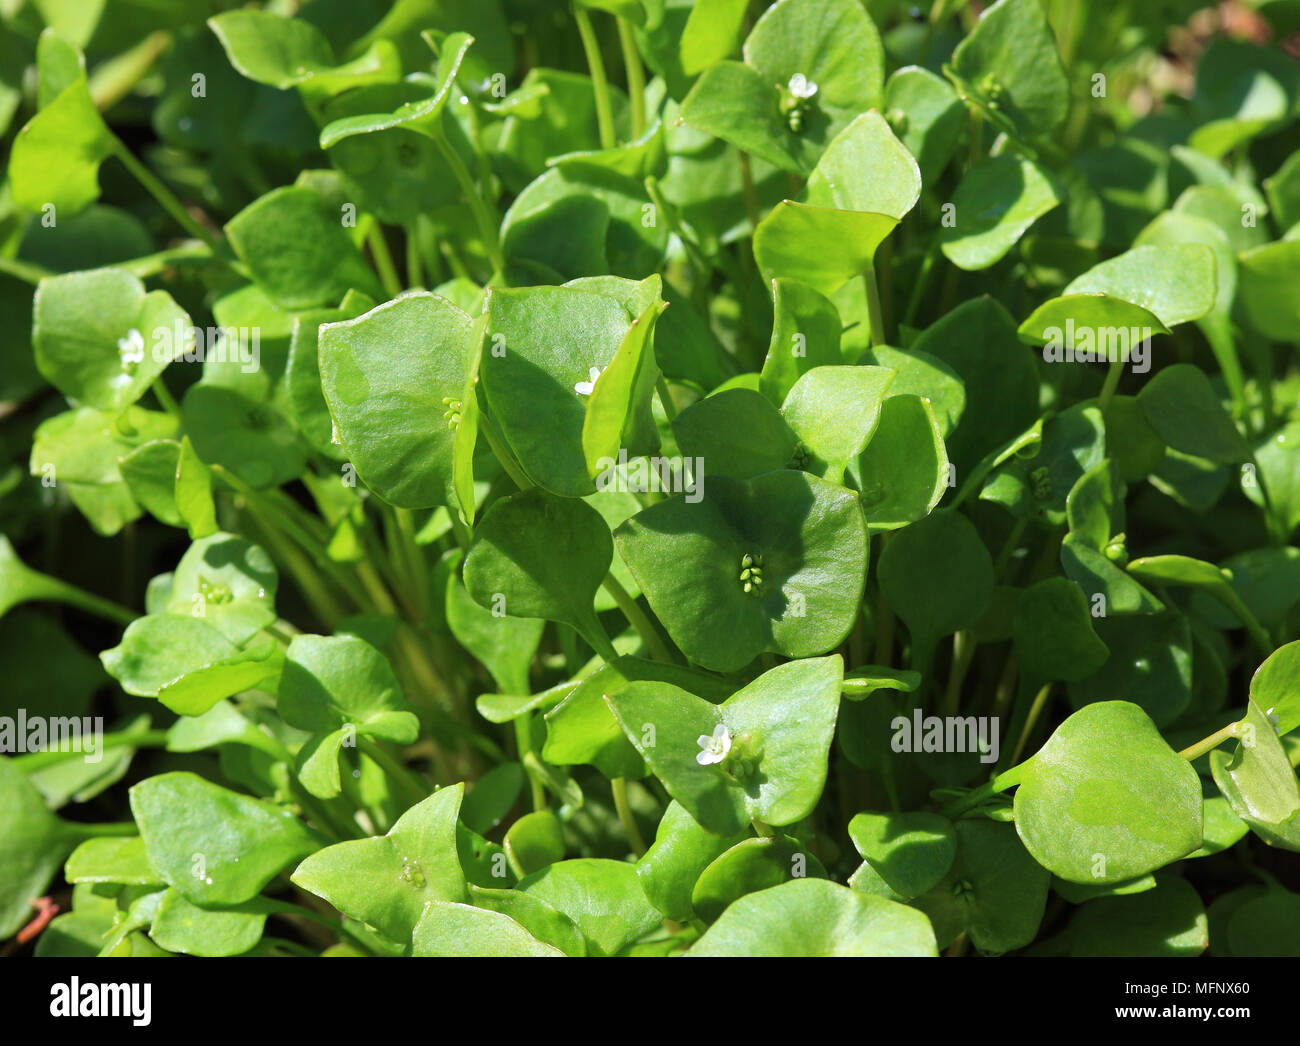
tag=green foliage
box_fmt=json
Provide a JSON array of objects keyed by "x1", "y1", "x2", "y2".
[{"x1": 2, "y1": 0, "x2": 1298, "y2": 963}]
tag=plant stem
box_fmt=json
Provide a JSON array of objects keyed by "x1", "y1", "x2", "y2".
[
  {"x1": 655, "y1": 376, "x2": 678, "y2": 421},
  {"x1": 1097, "y1": 357, "x2": 1124, "y2": 413},
  {"x1": 88, "y1": 31, "x2": 171, "y2": 111},
  {"x1": 611, "y1": 777, "x2": 647, "y2": 856},
  {"x1": 357, "y1": 737, "x2": 428, "y2": 809},
  {"x1": 1009, "y1": 682, "x2": 1053, "y2": 764},
  {"x1": 433, "y1": 135, "x2": 506, "y2": 275},
  {"x1": 151, "y1": 378, "x2": 181, "y2": 417},
  {"x1": 41, "y1": 578, "x2": 138, "y2": 626},
  {"x1": 0, "y1": 255, "x2": 52, "y2": 285},
  {"x1": 574, "y1": 5, "x2": 616, "y2": 149},
  {"x1": 942, "y1": 630, "x2": 977, "y2": 717},
  {"x1": 993, "y1": 518, "x2": 1029, "y2": 582},
  {"x1": 738, "y1": 151, "x2": 761, "y2": 232},
  {"x1": 515, "y1": 718, "x2": 548, "y2": 811},
  {"x1": 109, "y1": 138, "x2": 220, "y2": 251},
  {"x1": 14, "y1": 729, "x2": 168, "y2": 772},
  {"x1": 66, "y1": 820, "x2": 139, "y2": 839},
  {"x1": 863, "y1": 265, "x2": 887, "y2": 347},
  {"x1": 366, "y1": 224, "x2": 403, "y2": 298},
  {"x1": 405, "y1": 224, "x2": 424, "y2": 289},
  {"x1": 1178, "y1": 719, "x2": 1242, "y2": 762},
  {"x1": 616, "y1": 19, "x2": 646, "y2": 138},
  {"x1": 602, "y1": 574, "x2": 674, "y2": 662},
  {"x1": 941, "y1": 762, "x2": 1027, "y2": 817}
]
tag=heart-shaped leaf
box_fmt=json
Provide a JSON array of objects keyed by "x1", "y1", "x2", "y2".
[
  {"x1": 688, "y1": 878, "x2": 937, "y2": 956},
  {"x1": 615, "y1": 472, "x2": 867, "y2": 671},
  {"x1": 1012, "y1": 701, "x2": 1203, "y2": 883},
  {"x1": 606, "y1": 655, "x2": 842, "y2": 833}
]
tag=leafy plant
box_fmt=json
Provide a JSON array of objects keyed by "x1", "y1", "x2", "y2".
[{"x1": 2, "y1": 0, "x2": 1300, "y2": 960}]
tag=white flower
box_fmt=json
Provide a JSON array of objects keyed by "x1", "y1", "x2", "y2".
[
  {"x1": 574, "y1": 366, "x2": 602, "y2": 396},
  {"x1": 117, "y1": 328, "x2": 145, "y2": 366},
  {"x1": 788, "y1": 73, "x2": 818, "y2": 100},
  {"x1": 696, "y1": 723, "x2": 732, "y2": 766}
]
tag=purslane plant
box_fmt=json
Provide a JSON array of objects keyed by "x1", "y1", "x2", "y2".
[{"x1": 1, "y1": 0, "x2": 1299, "y2": 958}]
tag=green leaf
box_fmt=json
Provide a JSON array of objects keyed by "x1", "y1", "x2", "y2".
[
  {"x1": 225, "y1": 187, "x2": 384, "y2": 310},
  {"x1": 164, "y1": 533, "x2": 278, "y2": 646},
  {"x1": 148, "y1": 888, "x2": 269, "y2": 957},
  {"x1": 1138, "y1": 364, "x2": 1250, "y2": 464},
  {"x1": 33, "y1": 268, "x2": 190, "y2": 411},
  {"x1": 759, "y1": 279, "x2": 843, "y2": 405},
  {"x1": 280, "y1": 634, "x2": 418, "y2": 743},
  {"x1": 689, "y1": 878, "x2": 937, "y2": 956},
  {"x1": 852, "y1": 395, "x2": 950, "y2": 532},
  {"x1": 543, "y1": 657, "x2": 733, "y2": 779},
  {"x1": 1013, "y1": 702, "x2": 1203, "y2": 883},
  {"x1": 1250, "y1": 641, "x2": 1300, "y2": 739},
  {"x1": 516, "y1": 858, "x2": 660, "y2": 957},
  {"x1": 412, "y1": 900, "x2": 564, "y2": 957},
  {"x1": 0, "y1": 757, "x2": 80, "y2": 937},
  {"x1": 291, "y1": 784, "x2": 468, "y2": 946},
  {"x1": 1237, "y1": 240, "x2": 1300, "y2": 344},
  {"x1": 181, "y1": 386, "x2": 307, "y2": 491},
  {"x1": 680, "y1": 0, "x2": 884, "y2": 176},
  {"x1": 467, "y1": 884, "x2": 587, "y2": 956},
  {"x1": 981, "y1": 402, "x2": 1106, "y2": 526},
  {"x1": 1211, "y1": 698, "x2": 1300, "y2": 850},
  {"x1": 118, "y1": 440, "x2": 183, "y2": 527},
  {"x1": 847, "y1": 810, "x2": 956, "y2": 899},
  {"x1": 941, "y1": 155, "x2": 1061, "y2": 270},
  {"x1": 481, "y1": 285, "x2": 637, "y2": 496},
  {"x1": 671, "y1": 388, "x2": 797, "y2": 480},
  {"x1": 691, "y1": 835, "x2": 827, "y2": 922},
  {"x1": 911, "y1": 819, "x2": 1050, "y2": 953},
  {"x1": 615, "y1": 472, "x2": 867, "y2": 672},
  {"x1": 582, "y1": 295, "x2": 667, "y2": 478},
  {"x1": 1061, "y1": 244, "x2": 1218, "y2": 328},
  {"x1": 131, "y1": 772, "x2": 324, "y2": 905},
  {"x1": 946, "y1": 0, "x2": 1069, "y2": 141},
  {"x1": 877, "y1": 509, "x2": 994, "y2": 663},
  {"x1": 9, "y1": 31, "x2": 113, "y2": 216},
  {"x1": 779, "y1": 365, "x2": 895, "y2": 481},
  {"x1": 176, "y1": 436, "x2": 218, "y2": 539},
  {"x1": 1012, "y1": 577, "x2": 1109, "y2": 684},
  {"x1": 1065, "y1": 875, "x2": 1207, "y2": 957},
  {"x1": 209, "y1": 10, "x2": 400, "y2": 101},
  {"x1": 464, "y1": 487, "x2": 614, "y2": 657},
  {"x1": 319, "y1": 293, "x2": 476, "y2": 509},
  {"x1": 606, "y1": 655, "x2": 842, "y2": 833},
  {"x1": 1068, "y1": 614, "x2": 1192, "y2": 728},
  {"x1": 447, "y1": 573, "x2": 544, "y2": 696},
  {"x1": 635, "y1": 801, "x2": 748, "y2": 922},
  {"x1": 754, "y1": 112, "x2": 920, "y2": 296},
  {"x1": 883, "y1": 65, "x2": 966, "y2": 185},
  {"x1": 504, "y1": 810, "x2": 566, "y2": 877}
]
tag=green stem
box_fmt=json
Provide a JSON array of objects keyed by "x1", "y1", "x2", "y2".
[
  {"x1": 14, "y1": 729, "x2": 168, "y2": 772},
  {"x1": 88, "y1": 31, "x2": 171, "y2": 111},
  {"x1": 432, "y1": 134, "x2": 506, "y2": 274},
  {"x1": 942, "y1": 630, "x2": 976, "y2": 717},
  {"x1": 109, "y1": 138, "x2": 220, "y2": 251},
  {"x1": 863, "y1": 265, "x2": 887, "y2": 347},
  {"x1": 41, "y1": 578, "x2": 138, "y2": 626},
  {"x1": 405, "y1": 223, "x2": 424, "y2": 289},
  {"x1": 66, "y1": 820, "x2": 139, "y2": 840},
  {"x1": 357, "y1": 737, "x2": 428, "y2": 809},
  {"x1": 516, "y1": 718, "x2": 548, "y2": 811},
  {"x1": 616, "y1": 19, "x2": 646, "y2": 138},
  {"x1": 574, "y1": 5, "x2": 616, "y2": 149},
  {"x1": 656, "y1": 376, "x2": 678, "y2": 421},
  {"x1": 1009, "y1": 682, "x2": 1053, "y2": 765},
  {"x1": 151, "y1": 378, "x2": 181, "y2": 417},
  {"x1": 1178, "y1": 720, "x2": 1242, "y2": 762},
  {"x1": 0, "y1": 255, "x2": 52, "y2": 285},
  {"x1": 612, "y1": 777, "x2": 648, "y2": 856},
  {"x1": 941, "y1": 762, "x2": 1027, "y2": 817},
  {"x1": 1097, "y1": 357, "x2": 1124, "y2": 414},
  {"x1": 738, "y1": 151, "x2": 761, "y2": 232},
  {"x1": 993, "y1": 518, "x2": 1029, "y2": 582},
  {"x1": 602, "y1": 574, "x2": 674, "y2": 662},
  {"x1": 366, "y1": 224, "x2": 403, "y2": 299}
]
